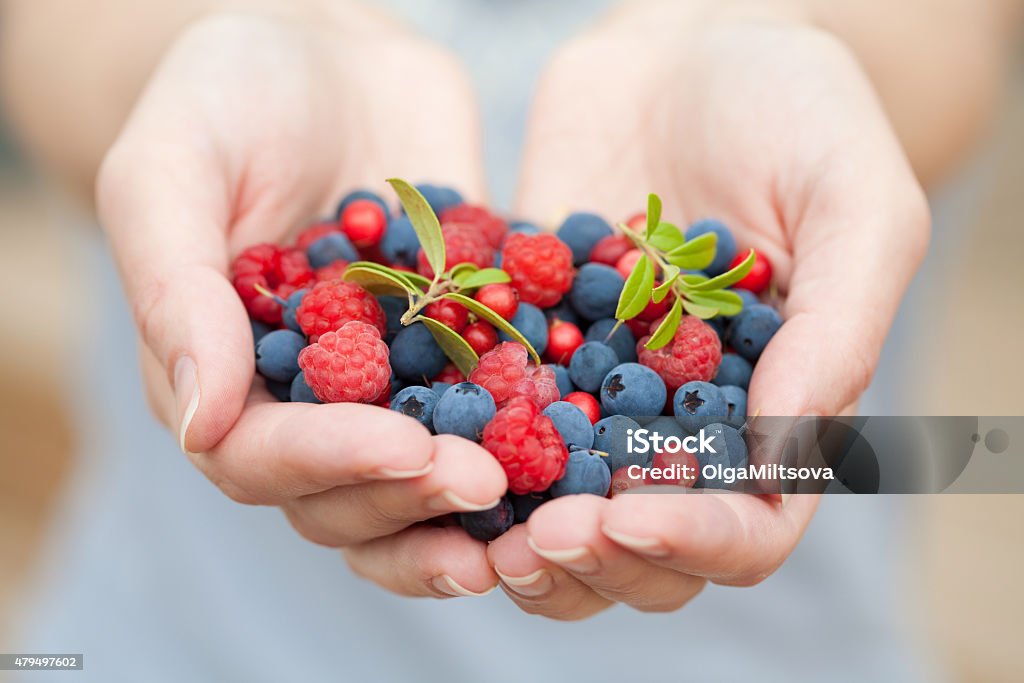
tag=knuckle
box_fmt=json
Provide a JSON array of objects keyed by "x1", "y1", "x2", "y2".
[{"x1": 284, "y1": 503, "x2": 346, "y2": 548}]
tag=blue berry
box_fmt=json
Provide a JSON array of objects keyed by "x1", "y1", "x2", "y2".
[
  {"x1": 706, "y1": 316, "x2": 726, "y2": 344},
  {"x1": 380, "y1": 215, "x2": 421, "y2": 267},
  {"x1": 389, "y1": 373, "x2": 405, "y2": 399},
  {"x1": 551, "y1": 449, "x2": 612, "y2": 497},
  {"x1": 251, "y1": 320, "x2": 273, "y2": 345},
  {"x1": 281, "y1": 288, "x2": 308, "y2": 334},
  {"x1": 509, "y1": 221, "x2": 541, "y2": 236},
  {"x1": 719, "y1": 385, "x2": 748, "y2": 429},
  {"x1": 289, "y1": 371, "x2": 322, "y2": 404},
  {"x1": 432, "y1": 382, "x2": 496, "y2": 442},
  {"x1": 499, "y1": 302, "x2": 549, "y2": 355},
  {"x1": 698, "y1": 423, "x2": 748, "y2": 489},
  {"x1": 265, "y1": 378, "x2": 291, "y2": 402},
  {"x1": 726, "y1": 304, "x2": 782, "y2": 362},
  {"x1": 336, "y1": 189, "x2": 388, "y2": 219},
  {"x1": 390, "y1": 386, "x2": 439, "y2": 430},
  {"x1": 307, "y1": 233, "x2": 358, "y2": 269},
  {"x1": 569, "y1": 264, "x2": 624, "y2": 321},
  {"x1": 673, "y1": 381, "x2": 727, "y2": 433},
  {"x1": 569, "y1": 341, "x2": 619, "y2": 393},
  {"x1": 377, "y1": 295, "x2": 406, "y2": 344},
  {"x1": 713, "y1": 353, "x2": 753, "y2": 390},
  {"x1": 413, "y1": 183, "x2": 463, "y2": 216},
  {"x1": 432, "y1": 381, "x2": 452, "y2": 397},
  {"x1": 644, "y1": 415, "x2": 691, "y2": 464},
  {"x1": 685, "y1": 219, "x2": 737, "y2": 277},
  {"x1": 510, "y1": 491, "x2": 549, "y2": 523},
  {"x1": 725, "y1": 289, "x2": 759, "y2": 317},
  {"x1": 557, "y1": 212, "x2": 614, "y2": 266},
  {"x1": 584, "y1": 318, "x2": 637, "y2": 363},
  {"x1": 544, "y1": 301, "x2": 581, "y2": 327},
  {"x1": 390, "y1": 322, "x2": 448, "y2": 381},
  {"x1": 549, "y1": 364, "x2": 575, "y2": 398},
  {"x1": 458, "y1": 497, "x2": 514, "y2": 542},
  {"x1": 543, "y1": 401, "x2": 595, "y2": 450},
  {"x1": 255, "y1": 329, "x2": 306, "y2": 383},
  {"x1": 600, "y1": 363, "x2": 667, "y2": 420},
  {"x1": 593, "y1": 415, "x2": 643, "y2": 472}
]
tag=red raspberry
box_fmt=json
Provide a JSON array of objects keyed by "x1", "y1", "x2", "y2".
[
  {"x1": 469, "y1": 342, "x2": 559, "y2": 409},
  {"x1": 474, "y1": 283, "x2": 518, "y2": 321},
  {"x1": 501, "y1": 233, "x2": 573, "y2": 308},
  {"x1": 482, "y1": 397, "x2": 569, "y2": 494},
  {"x1": 615, "y1": 249, "x2": 643, "y2": 279},
  {"x1": 638, "y1": 315, "x2": 722, "y2": 390},
  {"x1": 314, "y1": 261, "x2": 349, "y2": 282},
  {"x1": 731, "y1": 251, "x2": 772, "y2": 293},
  {"x1": 544, "y1": 319, "x2": 584, "y2": 365},
  {"x1": 341, "y1": 199, "x2": 387, "y2": 247},
  {"x1": 433, "y1": 362, "x2": 466, "y2": 385},
  {"x1": 563, "y1": 391, "x2": 601, "y2": 424},
  {"x1": 589, "y1": 234, "x2": 633, "y2": 266},
  {"x1": 296, "y1": 221, "x2": 341, "y2": 251},
  {"x1": 417, "y1": 223, "x2": 495, "y2": 278},
  {"x1": 295, "y1": 280, "x2": 386, "y2": 343},
  {"x1": 440, "y1": 204, "x2": 508, "y2": 248},
  {"x1": 463, "y1": 321, "x2": 499, "y2": 356},
  {"x1": 424, "y1": 299, "x2": 469, "y2": 332},
  {"x1": 298, "y1": 321, "x2": 391, "y2": 403},
  {"x1": 232, "y1": 243, "x2": 314, "y2": 324}
]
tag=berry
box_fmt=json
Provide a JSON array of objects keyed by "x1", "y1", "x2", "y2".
[
  {"x1": 637, "y1": 297, "x2": 671, "y2": 323},
  {"x1": 336, "y1": 189, "x2": 389, "y2": 219},
  {"x1": 296, "y1": 221, "x2": 341, "y2": 251},
  {"x1": 414, "y1": 183, "x2": 463, "y2": 217},
  {"x1": 551, "y1": 449, "x2": 611, "y2": 498},
  {"x1": 482, "y1": 397, "x2": 569, "y2": 494},
  {"x1": 250, "y1": 320, "x2": 273, "y2": 345},
  {"x1": 469, "y1": 342, "x2": 559, "y2": 409},
  {"x1": 341, "y1": 199, "x2": 387, "y2": 247},
  {"x1": 501, "y1": 233, "x2": 574, "y2": 307},
  {"x1": 509, "y1": 221, "x2": 541, "y2": 236},
  {"x1": 638, "y1": 315, "x2": 722, "y2": 390},
  {"x1": 232, "y1": 243, "x2": 314, "y2": 324},
  {"x1": 510, "y1": 491, "x2": 549, "y2": 523},
  {"x1": 380, "y1": 215, "x2": 421, "y2": 267},
  {"x1": 563, "y1": 391, "x2": 600, "y2": 424},
  {"x1": 290, "y1": 371, "x2": 322, "y2": 404},
  {"x1": 568, "y1": 341, "x2": 619, "y2": 393},
  {"x1": 569, "y1": 264, "x2": 624, "y2": 321},
  {"x1": 719, "y1": 384, "x2": 748, "y2": 429},
  {"x1": 593, "y1": 415, "x2": 644, "y2": 473},
  {"x1": 281, "y1": 288, "x2": 308, "y2": 334},
  {"x1": 557, "y1": 212, "x2": 614, "y2": 266},
  {"x1": 440, "y1": 203, "x2": 507, "y2": 248},
  {"x1": 433, "y1": 362, "x2": 466, "y2": 385},
  {"x1": 703, "y1": 422, "x2": 749, "y2": 468},
  {"x1": 314, "y1": 261, "x2": 349, "y2": 282},
  {"x1": 673, "y1": 381, "x2": 727, "y2": 433},
  {"x1": 584, "y1": 318, "x2": 637, "y2": 363},
  {"x1": 499, "y1": 303, "x2": 549, "y2": 355},
  {"x1": 544, "y1": 301, "x2": 581, "y2": 327},
  {"x1": 685, "y1": 219, "x2": 737, "y2": 277},
  {"x1": 610, "y1": 466, "x2": 646, "y2": 496},
  {"x1": 265, "y1": 378, "x2": 291, "y2": 402},
  {"x1": 731, "y1": 251, "x2": 772, "y2": 293},
  {"x1": 600, "y1": 363, "x2": 667, "y2": 420},
  {"x1": 550, "y1": 364, "x2": 574, "y2": 398},
  {"x1": 417, "y1": 223, "x2": 495, "y2": 278},
  {"x1": 625, "y1": 212, "x2": 647, "y2": 231},
  {"x1": 432, "y1": 381, "x2": 452, "y2": 397},
  {"x1": 297, "y1": 321, "x2": 391, "y2": 403},
  {"x1": 542, "y1": 401, "x2": 595, "y2": 450},
  {"x1": 458, "y1": 497, "x2": 514, "y2": 542},
  {"x1": 390, "y1": 322, "x2": 448, "y2": 381},
  {"x1": 463, "y1": 321, "x2": 499, "y2": 355},
  {"x1": 295, "y1": 280, "x2": 386, "y2": 343},
  {"x1": 255, "y1": 329, "x2": 307, "y2": 383},
  {"x1": 615, "y1": 249, "x2": 643, "y2": 279},
  {"x1": 726, "y1": 304, "x2": 782, "y2": 362},
  {"x1": 648, "y1": 449, "x2": 698, "y2": 488},
  {"x1": 589, "y1": 234, "x2": 634, "y2": 266},
  {"x1": 424, "y1": 299, "x2": 469, "y2": 332},
  {"x1": 545, "y1": 319, "x2": 584, "y2": 365},
  {"x1": 307, "y1": 233, "x2": 358, "y2": 269},
  {"x1": 713, "y1": 353, "x2": 753, "y2": 390},
  {"x1": 377, "y1": 295, "x2": 406, "y2": 344},
  {"x1": 474, "y1": 283, "x2": 518, "y2": 321},
  {"x1": 432, "y1": 382, "x2": 497, "y2": 442},
  {"x1": 728, "y1": 288, "x2": 760, "y2": 315},
  {"x1": 390, "y1": 386, "x2": 440, "y2": 430}
]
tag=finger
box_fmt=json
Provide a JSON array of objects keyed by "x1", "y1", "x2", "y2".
[
  {"x1": 282, "y1": 435, "x2": 507, "y2": 546},
  {"x1": 487, "y1": 524, "x2": 612, "y2": 620},
  {"x1": 600, "y1": 489, "x2": 819, "y2": 586},
  {"x1": 344, "y1": 524, "x2": 498, "y2": 598}
]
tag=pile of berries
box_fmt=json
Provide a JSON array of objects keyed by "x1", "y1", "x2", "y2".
[{"x1": 234, "y1": 182, "x2": 783, "y2": 542}]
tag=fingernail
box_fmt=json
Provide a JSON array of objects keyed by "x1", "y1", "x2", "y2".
[
  {"x1": 368, "y1": 462, "x2": 434, "y2": 480},
  {"x1": 430, "y1": 574, "x2": 495, "y2": 598},
  {"x1": 526, "y1": 537, "x2": 599, "y2": 574},
  {"x1": 174, "y1": 356, "x2": 199, "y2": 454},
  {"x1": 495, "y1": 567, "x2": 553, "y2": 598},
  {"x1": 601, "y1": 526, "x2": 670, "y2": 558},
  {"x1": 427, "y1": 491, "x2": 501, "y2": 513}
]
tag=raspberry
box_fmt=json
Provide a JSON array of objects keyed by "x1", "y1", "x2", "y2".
[
  {"x1": 295, "y1": 280, "x2": 386, "y2": 343},
  {"x1": 433, "y1": 362, "x2": 466, "y2": 385},
  {"x1": 501, "y1": 233, "x2": 573, "y2": 308},
  {"x1": 232, "y1": 243, "x2": 314, "y2": 324},
  {"x1": 417, "y1": 223, "x2": 495, "y2": 278},
  {"x1": 314, "y1": 261, "x2": 349, "y2": 282},
  {"x1": 424, "y1": 299, "x2": 469, "y2": 332},
  {"x1": 469, "y1": 342, "x2": 559, "y2": 409},
  {"x1": 296, "y1": 221, "x2": 341, "y2": 251},
  {"x1": 440, "y1": 204, "x2": 508, "y2": 248},
  {"x1": 482, "y1": 397, "x2": 569, "y2": 494},
  {"x1": 297, "y1": 321, "x2": 391, "y2": 403},
  {"x1": 638, "y1": 315, "x2": 722, "y2": 390}
]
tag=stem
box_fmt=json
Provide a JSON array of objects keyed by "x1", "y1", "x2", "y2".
[{"x1": 400, "y1": 278, "x2": 452, "y2": 325}]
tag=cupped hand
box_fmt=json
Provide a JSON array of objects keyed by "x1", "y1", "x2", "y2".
[
  {"x1": 97, "y1": 8, "x2": 504, "y2": 598},
  {"x1": 496, "y1": 2, "x2": 930, "y2": 619}
]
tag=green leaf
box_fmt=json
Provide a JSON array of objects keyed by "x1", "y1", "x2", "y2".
[
  {"x1": 344, "y1": 260, "x2": 428, "y2": 293},
  {"x1": 615, "y1": 254, "x2": 655, "y2": 320},
  {"x1": 648, "y1": 222, "x2": 685, "y2": 252},
  {"x1": 645, "y1": 193, "x2": 662, "y2": 239},
  {"x1": 387, "y1": 178, "x2": 445, "y2": 279},
  {"x1": 686, "y1": 289, "x2": 744, "y2": 316},
  {"x1": 442, "y1": 292, "x2": 542, "y2": 365},
  {"x1": 681, "y1": 298, "x2": 719, "y2": 319},
  {"x1": 417, "y1": 316, "x2": 479, "y2": 377},
  {"x1": 454, "y1": 268, "x2": 511, "y2": 290},
  {"x1": 342, "y1": 263, "x2": 417, "y2": 296},
  {"x1": 652, "y1": 265, "x2": 680, "y2": 304},
  {"x1": 687, "y1": 249, "x2": 755, "y2": 292},
  {"x1": 449, "y1": 262, "x2": 479, "y2": 282},
  {"x1": 645, "y1": 296, "x2": 682, "y2": 350},
  {"x1": 665, "y1": 233, "x2": 717, "y2": 270}
]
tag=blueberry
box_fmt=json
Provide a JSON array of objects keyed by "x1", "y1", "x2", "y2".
[
  {"x1": 499, "y1": 302, "x2": 548, "y2": 355},
  {"x1": 412, "y1": 183, "x2": 463, "y2": 216},
  {"x1": 543, "y1": 401, "x2": 595, "y2": 450},
  {"x1": 726, "y1": 304, "x2": 782, "y2": 362},
  {"x1": 282, "y1": 288, "x2": 308, "y2": 334},
  {"x1": 458, "y1": 497, "x2": 514, "y2": 542},
  {"x1": 389, "y1": 373, "x2": 406, "y2": 399},
  {"x1": 569, "y1": 264, "x2": 625, "y2": 321},
  {"x1": 336, "y1": 189, "x2": 389, "y2": 219},
  {"x1": 307, "y1": 233, "x2": 358, "y2": 269},
  {"x1": 265, "y1": 378, "x2": 292, "y2": 402},
  {"x1": 544, "y1": 301, "x2": 580, "y2": 327},
  {"x1": 289, "y1": 371, "x2": 322, "y2": 404},
  {"x1": 509, "y1": 221, "x2": 541, "y2": 236},
  {"x1": 255, "y1": 329, "x2": 306, "y2": 383},
  {"x1": 551, "y1": 449, "x2": 612, "y2": 497},
  {"x1": 699, "y1": 423, "x2": 749, "y2": 488},
  {"x1": 713, "y1": 353, "x2": 753, "y2": 390},
  {"x1": 584, "y1": 318, "x2": 637, "y2": 363},
  {"x1": 719, "y1": 385, "x2": 748, "y2": 429},
  {"x1": 380, "y1": 215, "x2": 421, "y2": 267},
  {"x1": 673, "y1": 381, "x2": 728, "y2": 433},
  {"x1": 250, "y1": 320, "x2": 274, "y2": 345},
  {"x1": 593, "y1": 415, "x2": 643, "y2": 472},
  {"x1": 432, "y1": 382, "x2": 496, "y2": 442},
  {"x1": 549, "y1": 364, "x2": 575, "y2": 398},
  {"x1": 557, "y1": 212, "x2": 614, "y2": 266},
  {"x1": 390, "y1": 386, "x2": 440, "y2": 430},
  {"x1": 510, "y1": 491, "x2": 549, "y2": 523},
  {"x1": 685, "y1": 219, "x2": 737, "y2": 277},
  {"x1": 725, "y1": 289, "x2": 759, "y2": 317},
  {"x1": 432, "y1": 381, "x2": 452, "y2": 397},
  {"x1": 493, "y1": 251, "x2": 503, "y2": 268},
  {"x1": 569, "y1": 341, "x2": 619, "y2": 393},
  {"x1": 390, "y1": 322, "x2": 448, "y2": 381},
  {"x1": 705, "y1": 316, "x2": 726, "y2": 344},
  {"x1": 644, "y1": 415, "x2": 691, "y2": 465},
  {"x1": 600, "y1": 363, "x2": 667, "y2": 421},
  {"x1": 377, "y1": 295, "x2": 406, "y2": 344}
]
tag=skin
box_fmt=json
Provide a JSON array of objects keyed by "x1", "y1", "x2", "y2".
[{"x1": 1, "y1": 0, "x2": 1021, "y2": 613}]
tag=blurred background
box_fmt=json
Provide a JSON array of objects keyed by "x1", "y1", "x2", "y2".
[{"x1": 0, "y1": 49, "x2": 1022, "y2": 683}]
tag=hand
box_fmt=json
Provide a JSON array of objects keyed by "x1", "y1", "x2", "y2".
[
  {"x1": 496, "y1": 2, "x2": 930, "y2": 619},
  {"x1": 97, "y1": 8, "x2": 505, "y2": 597}
]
